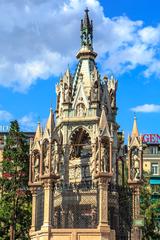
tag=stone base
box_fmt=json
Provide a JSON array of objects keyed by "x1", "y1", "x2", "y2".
[
  {"x1": 131, "y1": 227, "x2": 142, "y2": 240},
  {"x1": 30, "y1": 227, "x2": 115, "y2": 240}
]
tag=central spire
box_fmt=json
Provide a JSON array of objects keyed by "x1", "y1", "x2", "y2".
[
  {"x1": 77, "y1": 9, "x2": 97, "y2": 60},
  {"x1": 81, "y1": 8, "x2": 93, "y2": 49}
]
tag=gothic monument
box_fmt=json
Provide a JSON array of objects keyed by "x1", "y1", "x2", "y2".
[{"x1": 29, "y1": 9, "x2": 143, "y2": 240}]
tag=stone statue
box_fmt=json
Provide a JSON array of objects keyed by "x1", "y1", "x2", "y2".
[
  {"x1": 64, "y1": 85, "x2": 70, "y2": 102},
  {"x1": 51, "y1": 142, "x2": 59, "y2": 174},
  {"x1": 77, "y1": 103, "x2": 85, "y2": 117},
  {"x1": 34, "y1": 154, "x2": 40, "y2": 181},
  {"x1": 44, "y1": 144, "x2": 49, "y2": 174},
  {"x1": 90, "y1": 143, "x2": 96, "y2": 174},
  {"x1": 101, "y1": 146, "x2": 109, "y2": 172},
  {"x1": 110, "y1": 90, "x2": 115, "y2": 108},
  {"x1": 91, "y1": 86, "x2": 98, "y2": 101},
  {"x1": 133, "y1": 154, "x2": 140, "y2": 180},
  {"x1": 70, "y1": 145, "x2": 75, "y2": 158},
  {"x1": 131, "y1": 149, "x2": 140, "y2": 181}
]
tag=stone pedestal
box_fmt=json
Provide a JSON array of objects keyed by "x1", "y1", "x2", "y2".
[
  {"x1": 128, "y1": 181, "x2": 143, "y2": 240},
  {"x1": 30, "y1": 187, "x2": 37, "y2": 233},
  {"x1": 95, "y1": 173, "x2": 115, "y2": 240}
]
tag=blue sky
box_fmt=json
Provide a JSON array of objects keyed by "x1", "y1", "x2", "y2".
[{"x1": 0, "y1": 0, "x2": 160, "y2": 137}]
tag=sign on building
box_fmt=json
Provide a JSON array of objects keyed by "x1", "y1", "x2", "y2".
[{"x1": 142, "y1": 134, "x2": 160, "y2": 144}]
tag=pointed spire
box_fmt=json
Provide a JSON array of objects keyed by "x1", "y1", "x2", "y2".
[
  {"x1": 77, "y1": 9, "x2": 97, "y2": 59},
  {"x1": 99, "y1": 106, "x2": 111, "y2": 138},
  {"x1": 132, "y1": 115, "x2": 139, "y2": 137},
  {"x1": 83, "y1": 8, "x2": 91, "y2": 29},
  {"x1": 34, "y1": 121, "x2": 42, "y2": 142},
  {"x1": 80, "y1": 8, "x2": 93, "y2": 49},
  {"x1": 45, "y1": 108, "x2": 55, "y2": 134},
  {"x1": 65, "y1": 65, "x2": 72, "y2": 81}
]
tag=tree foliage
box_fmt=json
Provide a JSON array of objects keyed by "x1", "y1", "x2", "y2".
[
  {"x1": 0, "y1": 120, "x2": 31, "y2": 240},
  {"x1": 141, "y1": 175, "x2": 160, "y2": 240}
]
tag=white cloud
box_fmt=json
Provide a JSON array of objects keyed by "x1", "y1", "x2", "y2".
[
  {"x1": 19, "y1": 113, "x2": 38, "y2": 131},
  {"x1": 138, "y1": 26, "x2": 160, "y2": 45},
  {"x1": 0, "y1": 0, "x2": 160, "y2": 92},
  {"x1": 19, "y1": 112, "x2": 48, "y2": 132},
  {"x1": 131, "y1": 104, "x2": 160, "y2": 113},
  {"x1": 0, "y1": 110, "x2": 13, "y2": 121}
]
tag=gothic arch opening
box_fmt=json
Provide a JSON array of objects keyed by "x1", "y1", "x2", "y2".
[{"x1": 70, "y1": 127, "x2": 91, "y2": 159}]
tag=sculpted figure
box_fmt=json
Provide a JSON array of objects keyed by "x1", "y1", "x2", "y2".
[
  {"x1": 44, "y1": 143, "x2": 49, "y2": 174},
  {"x1": 51, "y1": 142, "x2": 59, "y2": 174},
  {"x1": 110, "y1": 90, "x2": 115, "y2": 108},
  {"x1": 91, "y1": 86, "x2": 98, "y2": 101},
  {"x1": 133, "y1": 154, "x2": 140, "y2": 180},
  {"x1": 64, "y1": 85, "x2": 70, "y2": 102},
  {"x1": 34, "y1": 153, "x2": 40, "y2": 181},
  {"x1": 90, "y1": 143, "x2": 96, "y2": 174},
  {"x1": 77, "y1": 103, "x2": 85, "y2": 117},
  {"x1": 101, "y1": 146, "x2": 109, "y2": 172},
  {"x1": 131, "y1": 149, "x2": 140, "y2": 181}
]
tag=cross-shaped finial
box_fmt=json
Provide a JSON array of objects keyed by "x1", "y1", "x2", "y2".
[{"x1": 85, "y1": 7, "x2": 89, "y2": 13}]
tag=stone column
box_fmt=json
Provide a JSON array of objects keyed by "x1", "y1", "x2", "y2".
[
  {"x1": 109, "y1": 141, "x2": 113, "y2": 174},
  {"x1": 134, "y1": 187, "x2": 140, "y2": 219},
  {"x1": 42, "y1": 180, "x2": 53, "y2": 228},
  {"x1": 30, "y1": 187, "x2": 37, "y2": 232},
  {"x1": 131, "y1": 184, "x2": 142, "y2": 240},
  {"x1": 98, "y1": 176, "x2": 109, "y2": 230},
  {"x1": 128, "y1": 150, "x2": 131, "y2": 181}
]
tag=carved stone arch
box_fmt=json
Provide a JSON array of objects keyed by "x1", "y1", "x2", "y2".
[
  {"x1": 69, "y1": 127, "x2": 92, "y2": 159},
  {"x1": 69, "y1": 126, "x2": 91, "y2": 143}
]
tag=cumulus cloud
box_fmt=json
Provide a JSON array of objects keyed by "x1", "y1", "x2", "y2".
[
  {"x1": 0, "y1": 110, "x2": 13, "y2": 121},
  {"x1": 19, "y1": 112, "x2": 48, "y2": 131},
  {"x1": 0, "y1": 0, "x2": 160, "y2": 92},
  {"x1": 131, "y1": 104, "x2": 160, "y2": 113},
  {"x1": 19, "y1": 113, "x2": 38, "y2": 131}
]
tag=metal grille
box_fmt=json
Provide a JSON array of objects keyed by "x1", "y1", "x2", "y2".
[
  {"x1": 53, "y1": 182, "x2": 99, "y2": 228},
  {"x1": 108, "y1": 183, "x2": 133, "y2": 240},
  {"x1": 36, "y1": 187, "x2": 44, "y2": 231}
]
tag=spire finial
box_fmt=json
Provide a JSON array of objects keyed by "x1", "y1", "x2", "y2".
[
  {"x1": 80, "y1": 8, "x2": 93, "y2": 50},
  {"x1": 34, "y1": 121, "x2": 42, "y2": 142},
  {"x1": 85, "y1": 7, "x2": 89, "y2": 13},
  {"x1": 132, "y1": 115, "x2": 139, "y2": 137},
  {"x1": 77, "y1": 9, "x2": 97, "y2": 59},
  {"x1": 45, "y1": 108, "x2": 55, "y2": 134}
]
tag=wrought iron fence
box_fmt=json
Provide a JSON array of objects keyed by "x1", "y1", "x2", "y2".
[
  {"x1": 108, "y1": 183, "x2": 133, "y2": 240},
  {"x1": 36, "y1": 187, "x2": 44, "y2": 231},
  {"x1": 53, "y1": 181, "x2": 99, "y2": 228}
]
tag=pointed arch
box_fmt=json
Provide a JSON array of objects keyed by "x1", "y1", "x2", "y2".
[{"x1": 69, "y1": 127, "x2": 91, "y2": 158}]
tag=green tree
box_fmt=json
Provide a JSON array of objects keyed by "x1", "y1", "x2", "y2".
[
  {"x1": 141, "y1": 175, "x2": 160, "y2": 240},
  {"x1": 0, "y1": 120, "x2": 31, "y2": 240}
]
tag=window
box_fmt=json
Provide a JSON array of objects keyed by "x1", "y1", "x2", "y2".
[
  {"x1": 150, "y1": 146, "x2": 158, "y2": 154},
  {"x1": 151, "y1": 163, "x2": 159, "y2": 175}
]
